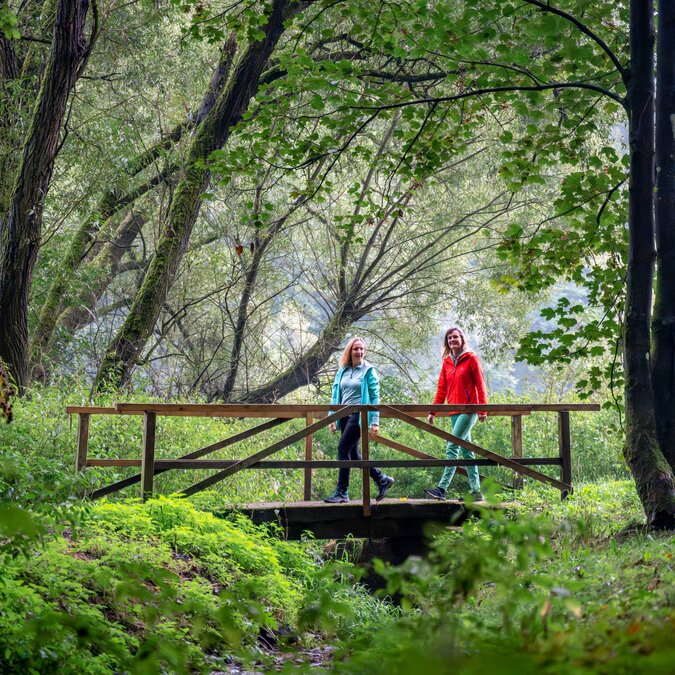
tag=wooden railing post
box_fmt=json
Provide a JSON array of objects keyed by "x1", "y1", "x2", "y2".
[
  {"x1": 304, "y1": 412, "x2": 313, "y2": 501},
  {"x1": 76, "y1": 413, "x2": 90, "y2": 471},
  {"x1": 558, "y1": 411, "x2": 572, "y2": 499},
  {"x1": 141, "y1": 412, "x2": 157, "y2": 501},
  {"x1": 360, "y1": 409, "x2": 371, "y2": 516},
  {"x1": 511, "y1": 415, "x2": 523, "y2": 489}
]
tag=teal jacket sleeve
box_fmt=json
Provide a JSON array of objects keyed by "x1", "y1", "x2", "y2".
[
  {"x1": 365, "y1": 367, "x2": 380, "y2": 427},
  {"x1": 329, "y1": 369, "x2": 344, "y2": 418}
]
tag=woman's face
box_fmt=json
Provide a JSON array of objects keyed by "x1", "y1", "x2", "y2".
[
  {"x1": 351, "y1": 340, "x2": 366, "y2": 363},
  {"x1": 447, "y1": 331, "x2": 463, "y2": 352}
]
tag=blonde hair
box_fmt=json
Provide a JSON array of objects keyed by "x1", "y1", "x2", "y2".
[
  {"x1": 442, "y1": 326, "x2": 467, "y2": 359},
  {"x1": 339, "y1": 336, "x2": 367, "y2": 368}
]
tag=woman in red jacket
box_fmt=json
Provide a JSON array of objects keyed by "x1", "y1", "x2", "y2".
[{"x1": 424, "y1": 327, "x2": 487, "y2": 501}]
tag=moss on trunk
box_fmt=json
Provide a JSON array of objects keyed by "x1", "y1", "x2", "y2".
[{"x1": 93, "y1": 2, "x2": 300, "y2": 392}]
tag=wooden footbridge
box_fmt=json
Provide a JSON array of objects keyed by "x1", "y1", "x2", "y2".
[{"x1": 67, "y1": 403, "x2": 599, "y2": 540}]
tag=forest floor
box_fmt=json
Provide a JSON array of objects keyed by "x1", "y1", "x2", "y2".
[{"x1": 237, "y1": 481, "x2": 675, "y2": 674}]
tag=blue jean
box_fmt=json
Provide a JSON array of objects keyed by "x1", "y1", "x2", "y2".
[
  {"x1": 438, "y1": 413, "x2": 480, "y2": 493},
  {"x1": 336, "y1": 412, "x2": 385, "y2": 492}
]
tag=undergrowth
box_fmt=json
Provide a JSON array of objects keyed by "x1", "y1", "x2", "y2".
[
  {"x1": 0, "y1": 496, "x2": 396, "y2": 673},
  {"x1": 294, "y1": 483, "x2": 674, "y2": 674},
  {"x1": 2, "y1": 387, "x2": 672, "y2": 673}
]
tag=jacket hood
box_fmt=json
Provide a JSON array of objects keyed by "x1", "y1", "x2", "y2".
[{"x1": 448, "y1": 349, "x2": 473, "y2": 364}]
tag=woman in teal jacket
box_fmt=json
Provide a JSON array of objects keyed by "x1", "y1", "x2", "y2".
[{"x1": 324, "y1": 336, "x2": 395, "y2": 503}]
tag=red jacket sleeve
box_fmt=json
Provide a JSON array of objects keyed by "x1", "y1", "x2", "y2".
[
  {"x1": 470, "y1": 354, "x2": 488, "y2": 412},
  {"x1": 431, "y1": 360, "x2": 448, "y2": 408}
]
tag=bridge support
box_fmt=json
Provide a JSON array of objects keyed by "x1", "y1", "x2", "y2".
[{"x1": 234, "y1": 499, "x2": 473, "y2": 540}]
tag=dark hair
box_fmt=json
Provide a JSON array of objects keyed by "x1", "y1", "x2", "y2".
[{"x1": 442, "y1": 327, "x2": 466, "y2": 359}]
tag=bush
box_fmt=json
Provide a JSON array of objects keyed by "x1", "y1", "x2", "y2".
[
  {"x1": 299, "y1": 482, "x2": 674, "y2": 675},
  {"x1": 0, "y1": 496, "x2": 328, "y2": 673}
]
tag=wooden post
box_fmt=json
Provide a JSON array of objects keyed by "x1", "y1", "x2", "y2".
[
  {"x1": 360, "y1": 410, "x2": 371, "y2": 516},
  {"x1": 76, "y1": 413, "x2": 90, "y2": 471},
  {"x1": 304, "y1": 412, "x2": 313, "y2": 501},
  {"x1": 511, "y1": 415, "x2": 524, "y2": 489},
  {"x1": 141, "y1": 412, "x2": 157, "y2": 501},
  {"x1": 558, "y1": 411, "x2": 572, "y2": 499}
]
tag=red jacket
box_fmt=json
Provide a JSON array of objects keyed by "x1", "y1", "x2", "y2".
[{"x1": 431, "y1": 351, "x2": 487, "y2": 416}]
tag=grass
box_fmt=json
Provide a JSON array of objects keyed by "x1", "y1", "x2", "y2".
[{"x1": 296, "y1": 482, "x2": 675, "y2": 674}]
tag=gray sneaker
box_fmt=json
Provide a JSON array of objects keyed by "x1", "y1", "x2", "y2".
[
  {"x1": 424, "y1": 486, "x2": 446, "y2": 501},
  {"x1": 324, "y1": 489, "x2": 349, "y2": 504}
]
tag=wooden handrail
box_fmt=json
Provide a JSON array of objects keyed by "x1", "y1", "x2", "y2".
[
  {"x1": 66, "y1": 402, "x2": 600, "y2": 415},
  {"x1": 86, "y1": 458, "x2": 564, "y2": 468},
  {"x1": 68, "y1": 401, "x2": 600, "y2": 502}
]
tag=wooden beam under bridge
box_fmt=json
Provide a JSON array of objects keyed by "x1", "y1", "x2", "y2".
[{"x1": 231, "y1": 498, "x2": 513, "y2": 540}]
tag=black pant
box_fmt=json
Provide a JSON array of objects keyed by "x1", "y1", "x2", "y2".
[{"x1": 336, "y1": 412, "x2": 385, "y2": 492}]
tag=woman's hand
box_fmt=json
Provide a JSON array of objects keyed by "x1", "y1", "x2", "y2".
[
  {"x1": 427, "y1": 413, "x2": 435, "y2": 425},
  {"x1": 369, "y1": 423, "x2": 379, "y2": 439},
  {"x1": 329, "y1": 422, "x2": 337, "y2": 434},
  {"x1": 479, "y1": 413, "x2": 487, "y2": 423}
]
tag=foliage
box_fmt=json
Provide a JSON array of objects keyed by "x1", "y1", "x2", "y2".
[
  {"x1": 1, "y1": 384, "x2": 671, "y2": 672},
  {"x1": 0, "y1": 387, "x2": 89, "y2": 505},
  {"x1": 0, "y1": 494, "x2": 389, "y2": 673},
  {"x1": 293, "y1": 482, "x2": 674, "y2": 674}
]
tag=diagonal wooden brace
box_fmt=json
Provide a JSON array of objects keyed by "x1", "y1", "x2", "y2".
[
  {"x1": 90, "y1": 417, "x2": 289, "y2": 499},
  {"x1": 375, "y1": 433, "x2": 513, "y2": 489},
  {"x1": 180, "y1": 406, "x2": 357, "y2": 496},
  {"x1": 381, "y1": 405, "x2": 570, "y2": 493}
]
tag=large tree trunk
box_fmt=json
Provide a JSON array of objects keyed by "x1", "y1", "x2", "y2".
[
  {"x1": 56, "y1": 211, "x2": 145, "y2": 334},
  {"x1": 652, "y1": 0, "x2": 675, "y2": 477},
  {"x1": 623, "y1": 0, "x2": 675, "y2": 529},
  {"x1": 1, "y1": 0, "x2": 58, "y2": 214},
  {"x1": 93, "y1": 0, "x2": 305, "y2": 392},
  {"x1": 0, "y1": 0, "x2": 90, "y2": 390},
  {"x1": 29, "y1": 197, "x2": 143, "y2": 371}
]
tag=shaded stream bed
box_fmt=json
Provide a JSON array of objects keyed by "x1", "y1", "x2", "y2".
[{"x1": 220, "y1": 535, "x2": 429, "y2": 672}]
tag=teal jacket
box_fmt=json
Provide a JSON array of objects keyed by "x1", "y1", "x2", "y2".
[{"x1": 330, "y1": 361, "x2": 380, "y2": 427}]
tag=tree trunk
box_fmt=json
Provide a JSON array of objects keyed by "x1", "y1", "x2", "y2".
[
  {"x1": 29, "y1": 195, "x2": 127, "y2": 370},
  {"x1": 93, "y1": 1, "x2": 304, "y2": 392},
  {"x1": 652, "y1": 0, "x2": 675, "y2": 476},
  {"x1": 29, "y1": 45, "x2": 232, "y2": 367},
  {"x1": 57, "y1": 211, "x2": 145, "y2": 334},
  {"x1": 218, "y1": 231, "x2": 273, "y2": 401},
  {"x1": 237, "y1": 308, "x2": 363, "y2": 403},
  {"x1": 216, "y1": 183, "x2": 316, "y2": 401},
  {"x1": 623, "y1": 0, "x2": 675, "y2": 529},
  {"x1": 0, "y1": 34, "x2": 18, "y2": 81},
  {"x1": 0, "y1": 0, "x2": 89, "y2": 390}
]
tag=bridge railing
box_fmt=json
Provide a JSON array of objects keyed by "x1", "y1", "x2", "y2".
[{"x1": 66, "y1": 403, "x2": 600, "y2": 514}]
